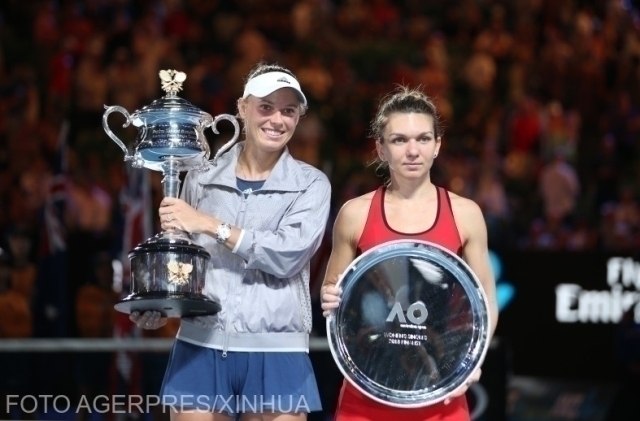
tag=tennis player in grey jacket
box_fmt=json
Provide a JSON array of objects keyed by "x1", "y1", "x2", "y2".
[{"x1": 131, "y1": 62, "x2": 331, "y2": 421}]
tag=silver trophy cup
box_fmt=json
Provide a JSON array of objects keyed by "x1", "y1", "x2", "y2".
[
  {"x1": 327, "y1": 239, "x2": 491, "y2": 407},
  {"x1": 103, "y1": 69, "x2": 240, "y2": 318}
]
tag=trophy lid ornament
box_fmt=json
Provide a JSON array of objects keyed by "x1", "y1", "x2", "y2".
[{"x1": 159, "y1": 69, "x2": 187, "y2": 96}]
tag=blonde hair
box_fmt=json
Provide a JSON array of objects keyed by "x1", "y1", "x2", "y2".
[
  {"x1": 240, "y1": 61, "x2": 307, "y2": 116},
  {"x1": 214, "y1": 62, "x2": 305, "y2": 162}
]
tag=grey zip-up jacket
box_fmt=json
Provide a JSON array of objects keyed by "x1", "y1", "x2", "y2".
[{"x1": 176, "y1": 142, "x2": 331, "y2": 354}]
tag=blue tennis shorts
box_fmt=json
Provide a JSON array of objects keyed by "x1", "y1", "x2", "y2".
[{"x1": 160, "y1": 339, "x2": 322, "y2": 416}]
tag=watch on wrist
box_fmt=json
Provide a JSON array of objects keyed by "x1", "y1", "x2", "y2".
[{"x1": 215, "y1": 222, "x2": 231, "y2": 244}]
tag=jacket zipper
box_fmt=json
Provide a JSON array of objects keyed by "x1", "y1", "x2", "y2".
[{"x1": 222, "y1": 190, "x2": 251, "y2": 358}]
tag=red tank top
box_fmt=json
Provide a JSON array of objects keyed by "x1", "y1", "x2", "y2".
[
  {"x1": 337, "y1": 185, "x2": 469, "y2": 421},
  {"x1": 357, "y1": 185, "x2": 462, "y2": 256}
]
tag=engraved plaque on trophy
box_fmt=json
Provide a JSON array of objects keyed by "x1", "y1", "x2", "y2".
[
  {"x1": 103, "y1": 70, "x2": 240, "y2": 318},
  {"x1": 327, "y1": 240, "x2": 491, "y2": 407}
]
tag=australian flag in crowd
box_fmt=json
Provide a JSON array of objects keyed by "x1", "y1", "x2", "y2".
[
  {"x1": 112, "y1": 164, "x2": 152, "y2": 393},
  {"x1": 118, "y1": 165, "x2": 152, "y2": 290},
  {"x1": 32, "y1": 120, "x2": 70, "y2": 338}
]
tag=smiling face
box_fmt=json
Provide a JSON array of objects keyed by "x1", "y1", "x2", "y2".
[
  {"x1": 238, "y1": 88, "x2": 302, "y2": 154},
  {"x1": 376, "y1": 112, "x2": 441, "y2": 181}
]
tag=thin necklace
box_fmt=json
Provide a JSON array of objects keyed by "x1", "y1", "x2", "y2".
[
  {"x1": 238, "y1": 155, "x2": 270, "y2": 181},
  {"x1": 237, "y1": 158, "x2": 254, "y2": 196},
  {"x1": 237, "y1": 157, "x2": 250, "y2": 180}
]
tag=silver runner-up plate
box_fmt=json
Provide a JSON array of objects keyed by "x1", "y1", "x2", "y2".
[{"x1": 327, "y1": 239, "x2": 491, "y2": 408}]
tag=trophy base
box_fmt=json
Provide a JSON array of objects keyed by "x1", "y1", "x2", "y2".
[{"x1": 115, "y1": 291, "x2": 221, "y2": 318}]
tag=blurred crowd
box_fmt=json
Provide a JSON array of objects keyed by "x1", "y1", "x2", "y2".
[
  {"x1": 0, "y1": 0, "x2": 639, "y2": 359},
  {"x1": 1, "y1": 0, "x2": 640, "y2": 418}
]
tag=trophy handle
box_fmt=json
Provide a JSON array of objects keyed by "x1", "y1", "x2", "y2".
[
  {"x1": 103, "y1": 105, "x2": 136, "y2": 162},
  {"x1": 208, "y1": 114, "x2": 241, "y2": 165},
  {"x1": 211, "y1": 113, "x2": 240, "y2": 141}
]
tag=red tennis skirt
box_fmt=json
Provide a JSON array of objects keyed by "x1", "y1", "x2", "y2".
[{"x1": 334, "y1": 380, "x2": 470, "y2": 421}]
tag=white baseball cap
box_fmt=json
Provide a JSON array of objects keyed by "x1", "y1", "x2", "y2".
[{"x1": 242, "y1": 71, "x2": 307, "y2": 106}]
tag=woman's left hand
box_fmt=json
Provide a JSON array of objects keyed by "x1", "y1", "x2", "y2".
[
  {"x1": 130, "y1": 311, "x2": 168, "y2": 330},
  {"x1": 443, "y1": 367, "x2": 482, "y2": 404},
  {"x1": 159, "y1": 197, "x2": 208, "y2": 233},
  {"x1": 321, "y1": 284, "x2": 343, "y2": 317}
]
